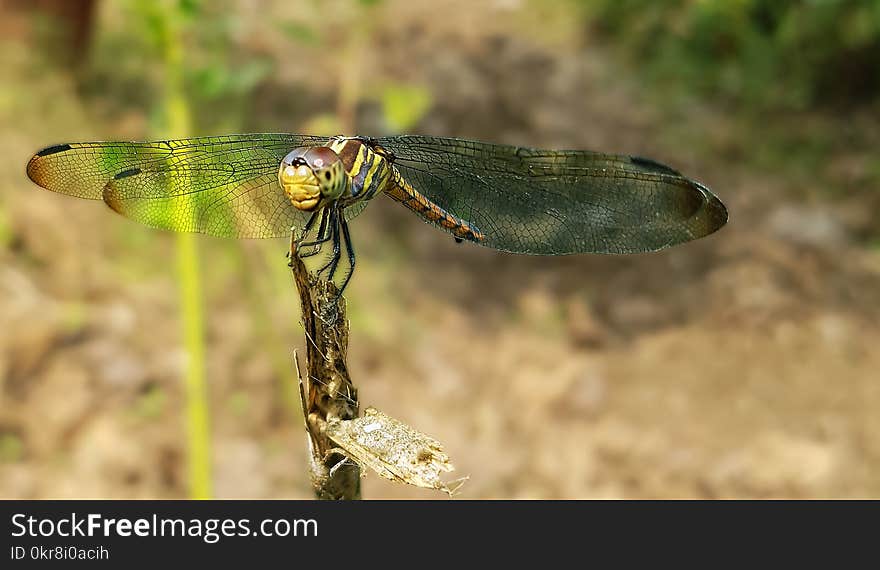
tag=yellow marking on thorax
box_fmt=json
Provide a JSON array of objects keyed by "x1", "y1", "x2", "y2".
[
  {"x1": 361, "y1": 149, "x2": 384, "y2": 190},
  {"x1": 329, "y1": 138, "x2": 392, "y2": 198},
  {"x1": 351, "y1": 145, "x2": 369, "y2": 179},
  {"x1": 329, "y1": 138, "x2": 367, "y2": 178},
  {"x1": 328, "y1": 138, "x2": 349, "y2": 155}
]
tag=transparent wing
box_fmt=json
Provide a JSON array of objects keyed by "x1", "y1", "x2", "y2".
[
  {"x1": 378, "y1": 135, "x2": 728, "y2": 254},
  {"x1": 25, "y1": 133, "x2": 360, "y2": 238}
]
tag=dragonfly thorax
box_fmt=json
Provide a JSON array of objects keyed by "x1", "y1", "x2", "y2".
[{"x1": 279, "y1": 146, "x2": 347, "y2": 211}]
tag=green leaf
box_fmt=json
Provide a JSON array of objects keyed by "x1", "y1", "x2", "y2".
[
  {"x1": 380, "y1": 83, "x2": 432, "y2": 132},
  {"x1": 279, "y1": 21, "x2": 321, "y2": 45},
  {"x1": 302, "y1": 113, "x2": 344, "y2": 136},
  {"x1": 228, "y1": 60, "x2": 273, "y2": 94}
]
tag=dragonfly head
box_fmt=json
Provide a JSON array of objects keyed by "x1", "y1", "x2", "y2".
[{"x1": 279, "y1": 146, "x2": 347, "y2": 211}]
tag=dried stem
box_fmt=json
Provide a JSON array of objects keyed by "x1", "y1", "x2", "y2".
[{"x1": 289, "y1": 235, "x2": 361, "y2": 500}]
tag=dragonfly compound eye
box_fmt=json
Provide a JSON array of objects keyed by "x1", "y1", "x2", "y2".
[
  {"x1": 279, "y1": 146, "x2": 346, "y2": 211},
  {"x1": 279, "y1": 149, "x2": 322, "y2": 211},
  {"x1": 315, "y1": 159, "x2": 346, "y2": 201},
  {"x1": 302, "y1": 147, "x2": 346, "y2": 202}
]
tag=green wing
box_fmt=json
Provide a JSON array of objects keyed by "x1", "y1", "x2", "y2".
[
  {"x1": 26, "y1": 134, "x2": 340, "y2": 238},
  {"x1": 378, "y1": 135, "x2": 728, "y2": 254}
]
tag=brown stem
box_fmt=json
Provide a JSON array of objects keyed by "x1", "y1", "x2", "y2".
[{"x1": 289, "y1": 234, "x2": 361, "y2": 500}]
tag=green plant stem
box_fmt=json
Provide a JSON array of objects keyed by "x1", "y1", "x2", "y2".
[
  {"x1": 161, "y1": 5, "x2": 212, "y2": 500},
  {"x1": 176, "y1": 230, "x2": 211, "y2": 499}
]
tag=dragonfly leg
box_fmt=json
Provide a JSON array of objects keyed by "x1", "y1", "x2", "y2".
[
  {"x1": 298, "y1": 208, "x2": 332, "y2": 258},
  {"x1": 300, "y1": 208, "x2": 322, "y2": 235},
  {"x1": 289, "y1": 209, "x2": 322, "y2": 263},
  {"x1": 316, "y1": 208, "x2": 342, "y2": 279},
  {"x1": 335, "y1": 217, "x2": 356, "y2": 295}
]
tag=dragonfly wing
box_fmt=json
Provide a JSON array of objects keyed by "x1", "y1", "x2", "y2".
[
  {"x1": 379, "y1": 136, "x2": 727, "y2": 254},
  {"x1": 26, "y1": 134, "x2": 329, "y2": 238},
  {"x1": 342, "y1": 200, "x2": 369, "y2": 222}
]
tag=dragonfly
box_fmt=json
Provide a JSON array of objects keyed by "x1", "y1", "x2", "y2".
[{"x1": 26, "y1": 134, "x2": 727, "y2": 292}]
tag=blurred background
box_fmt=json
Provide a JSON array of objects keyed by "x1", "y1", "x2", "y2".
[{"x1": 1, "y1": 0, "x2": 879, "y2": 499}]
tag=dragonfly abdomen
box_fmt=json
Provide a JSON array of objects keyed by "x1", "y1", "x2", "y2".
[{"x1": 385, "y1": 171, "x2": 485, "y2": 243}]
